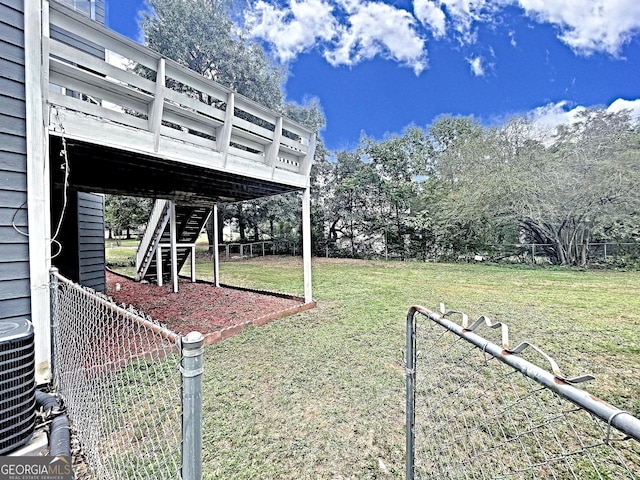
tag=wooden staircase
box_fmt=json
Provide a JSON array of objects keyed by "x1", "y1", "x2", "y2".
[{"x1": 135, "y1": 200, "x2": 211, "y2": 283}]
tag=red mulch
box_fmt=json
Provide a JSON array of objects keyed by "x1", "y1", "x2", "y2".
[{"x1": 105, "y1": 270, "x2": 313, "y2": 344}]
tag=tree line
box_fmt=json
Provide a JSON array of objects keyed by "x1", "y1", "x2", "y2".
[
  {"x1": 308, "y1": 110, "x2": 640, "y2": 266},
  {"x1": 105, "y1": 0, "x2": 640, "y2": 267}
]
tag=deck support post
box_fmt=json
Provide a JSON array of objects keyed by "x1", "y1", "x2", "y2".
[
  {"x1": 212, "y1": 204, "x2": 220, "y2": 287},
  {"x1": 190, "y1": 245, "x2": 196, "y2": 282},
  {"x1": 220, "y1": 92, "x2": 234, "y2": 167},
  {"x1": 156, "y1": 246, "x2": 163, "y2": 286},
  {"x1": 302, "y1": 186, "x2": 313, "y2": 303},
  {"x1": 170, "y1": 201, "x2": 178, "y2": 293},
  {"x1": 149, "y1": 58, "x2": 166, "y2": 152}
]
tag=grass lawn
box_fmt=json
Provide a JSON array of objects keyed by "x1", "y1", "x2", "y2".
[{"x1": 106, "y1": 246, "x2": 640, "y2": 479}]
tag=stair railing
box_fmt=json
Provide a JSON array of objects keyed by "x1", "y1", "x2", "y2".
[{"x1": 135, "y1": 199, "x2": 170, "y2": 280}]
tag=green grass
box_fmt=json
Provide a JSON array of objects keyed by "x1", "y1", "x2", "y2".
[
  {"x1": 105, "y1": 238, "x2": 138, "y2": 269},
  {"x1": 106, "y1": 247, "x2": 640, "y2": 478}
]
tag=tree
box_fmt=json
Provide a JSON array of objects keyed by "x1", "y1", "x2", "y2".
[
  {"x1": 142, "y1": 0, "x2": 284, "y2": 108},
  {"x1": 318, "y1": 149, "x2": 388, "y2": 257},
  {"x1": 427, "y1": 110, "x2": 640, "y2": 265},
  {"x1": 104, "y1": 195, "x2": 153, "y2": 242},
  {"x1": 360, "y1": 127, "x2": 430, "y2": 259},
  {"x1": 418, "y1": 116, "x2": 498, "y2": 257},
  {"x1": 520, "y1": 109, "x2": 640, "y2": 265}
]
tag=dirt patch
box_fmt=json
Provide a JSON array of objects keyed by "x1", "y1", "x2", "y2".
[{"x1": 105, "y1": 270, "x2": 314, "y2": 344}]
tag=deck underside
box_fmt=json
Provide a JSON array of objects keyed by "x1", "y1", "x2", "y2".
[{"x1": 50, "y1": 135, "x2": 302, "y2": 205}]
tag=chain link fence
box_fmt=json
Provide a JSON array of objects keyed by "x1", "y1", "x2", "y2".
[
  {"x1": 50, "y1": 268, "x2": 203, "y2": 480},
  {"x1": 405, "y1": 304, "x2": 640, "y2": 479},
  {"x1": 217, "y1": 239, "x2": 301, "y2": 260},
  {"x1": 462, "y1": 242, "x2": 640, "y2": 266},
  {"x1": 310, "y1": 240, "x2": 640, "y2": 265}
]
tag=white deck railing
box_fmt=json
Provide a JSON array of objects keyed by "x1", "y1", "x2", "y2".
[{"x1": 46, "y1": 2, "x2": 315, "y2": 182}]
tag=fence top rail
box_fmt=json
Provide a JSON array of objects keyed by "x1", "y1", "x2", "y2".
[
  {"x1": 481, "y1": 242, "x2": 640, "y2": 247},
  {"x1": 407, "y1": 304, "x2": 640, "y2": 442},
  {"x1": 51, "y1": 268, "x2": 182, "y2": 345},
  {"x1": 221, "y1": 239, "x2": 296, "y2": 246}
]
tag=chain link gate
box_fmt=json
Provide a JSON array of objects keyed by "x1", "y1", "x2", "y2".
[{"x1": 405, "y1": 304, "x2": 640, "y2": 479}]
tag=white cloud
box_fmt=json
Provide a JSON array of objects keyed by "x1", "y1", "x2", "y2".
[
  {"x1": 413, "y1": 0, "x2": 446, "y2": 37},
  {"x1": 245, "y1": 0, "x2": 338, "y2": 62},
  {"x1": 441, "y1": 0, "x2": 494, "y2": 42},
  {"x1": 467, "y1": 55, "x2": 485, "y2": 76},
  {"x1": 529, "y1": 101, "x2": 585, "y2": 132},
  {"x1": 247, "y1": 0, "x2": 427, "y2": 74},
  {"x1": 529, "y1": 98, "x2": 640, "y2": 138},
  {"x1": 515, "y1": 0, "x2": 640, "y2": 56},
  {"x1": 326, "y1": 2, "x2": 427, "y2": 74},
  {"x1": 607, "y1": 98, "x2": 640, "y2": 119},
  {"x1": 414, "y1": 0, "x2": 640, "y2": 55}
]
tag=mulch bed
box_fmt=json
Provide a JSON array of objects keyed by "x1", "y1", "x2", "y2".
[{"x1": 105, "y1": 269, "x2": 315, "y2": 345}]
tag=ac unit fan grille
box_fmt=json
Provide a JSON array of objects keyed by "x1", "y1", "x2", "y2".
[{"x1": 0, "y1": 320, "x2": 36, "y2": 455}]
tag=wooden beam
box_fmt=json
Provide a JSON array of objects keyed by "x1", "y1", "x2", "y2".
[
  {"x1": 219, "y1": 92, "x2": 234, "y2": 166},
  {"x1": 156, "y1": 246, "x2": 163, "y2": 286},
  {"x1": 212, "y1": 204, "x2": 220, "y2": 287},
  {"x1": 301, "y1": 134, "x2": 317, "y2": 179},
  {"x1": 149, "y1": 57, "x2": 166, "y2": 152},
  {"x1": 302, "y1": 186, "x2": 313, "y2": 303},
  {"x1": 170, "y1": 201, "x2": 178, "y2": 293},
  {"x1": 265, "y1": 116, "x2": 282, "y2": 172},
  {"x1": 26, "y1": 0, "x2": 52, "y2": 384}
]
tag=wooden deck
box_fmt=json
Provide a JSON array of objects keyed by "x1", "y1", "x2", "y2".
[{"x1": 46, "y1": 2, "x2": 315, "y2": 192}]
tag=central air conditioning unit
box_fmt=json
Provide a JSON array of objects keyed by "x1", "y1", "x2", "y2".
[{"x1": 0, "y1": 319, "x2": 36, "y2": 455}]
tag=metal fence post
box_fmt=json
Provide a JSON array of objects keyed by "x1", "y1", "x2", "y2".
[
  {"x1": 49, "y1": 267, "x2": 59, "y2": 384},
  {"x1": 405, "y1": 308, "x2": 417, "y2": 480},
  {"x1": 181, "y1": 331, "x2": 204, "y2": 480}
]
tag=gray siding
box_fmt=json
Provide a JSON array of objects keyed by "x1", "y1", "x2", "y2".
[
  {"x1": 77, "y1": 192, "x2": 105, "y2": 292},
  {"x1": 0, "y1": 0, "x2": 30, "y2": 324},
  {"x1": 95, "y1": 0, "x2": 105, "y2": 24}
]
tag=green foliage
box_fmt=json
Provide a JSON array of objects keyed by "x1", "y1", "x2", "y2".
[
  {"x1": 142, "y1": 0, "x2": 284, "y2": 108},
  {"x1": 217, "y1": 193, "x2": 301, "y2": 243},
  {"x1": 139, "y1": 1, "x2": 640, "y2": 266},
  {"x1": 309, "y1": 109, "x2": 640, "y2": 265},
  {"x1": 104, "y1": 195, "x2": 152, "y2": 241}
]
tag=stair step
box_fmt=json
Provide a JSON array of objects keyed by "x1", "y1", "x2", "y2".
[{"x1": 136, "y1": 204, "x2": 211, "y2": 282}]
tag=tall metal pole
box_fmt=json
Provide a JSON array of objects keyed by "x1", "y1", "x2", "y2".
[
  {"x1": 405, "y1": 308, "x2": 417, "y2": 480},
  {"x1": 181, "y1": 331, "x2": 204, "y2": 480}
]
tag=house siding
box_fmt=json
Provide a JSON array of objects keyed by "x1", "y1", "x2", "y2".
[
  {"x1": 77, "y1": 192, "x2": 105, "y2": 292},
  {"x1": 0, "y1": 0, "x2": 30, "y2": 324},
  {"x1": 51, "y1": 191, "x2": 106, "y2": 293}
]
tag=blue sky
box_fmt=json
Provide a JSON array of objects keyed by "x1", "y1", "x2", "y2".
[{"x1": 105, "y1": 0, "x2": 640, "y2": 151}]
